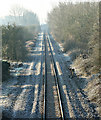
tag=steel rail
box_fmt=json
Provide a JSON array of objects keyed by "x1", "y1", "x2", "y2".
[
  {"x1": 42, "y1": 32, "x2": 47, "y2": 120},
  {"x1": 43, "y1": 33, "x2": 65, "y2": 119},
  {"x1": 47, "y1": 34, "x2": 65, "y2": 120}
]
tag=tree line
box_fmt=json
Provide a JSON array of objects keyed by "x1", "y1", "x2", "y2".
[
  {"x1": 1, "y1": 6, "x2": 40, "y2": 61},
  {"x1": 48, "y1": 2, "x2": 100, "y2": 74},
  {"x1": 2, "y1": 5, "x2": 40, "y2": 26}
]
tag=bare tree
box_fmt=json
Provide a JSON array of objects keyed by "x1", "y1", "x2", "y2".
[
  {"x1": 9, "y1": 4, "x2": 25, "y2": 24},
  {"x1": 9, "y1": 5, "x2": 40, "y2": 26}
]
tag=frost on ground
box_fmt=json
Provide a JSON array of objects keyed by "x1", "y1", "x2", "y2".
[
  {"x1": 1, "y1": 33, "x2": 101, "y2": 119},
  {"x1": 71, "y1": 56, "x2": 101, "y2": 117},
  {"x1": 57, "y1": 38, "x2": 101, "y2": 117},
  {"x1": 1, "y1": 33, "x2": 44, "y2": 119},
  {"x1": 51, "y1": 34, "x2": 101, "y2": 117}
]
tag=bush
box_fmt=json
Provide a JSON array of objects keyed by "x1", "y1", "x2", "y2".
[
  {"x1": 2, "y1": 24, "x2": 40, "y2": 61},
  {"x1": 2, "y1": 61, "x2": 10, "y2": 81},
  {"x1": 2, "y1": 24, "x2": 27, "y2": 61},
  {"x1": 63, "y1": 39, "x2": 77, "y2": 52}
]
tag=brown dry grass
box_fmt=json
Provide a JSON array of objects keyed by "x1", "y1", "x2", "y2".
[
  {"x1": 85, "y1": 77, "x2": 101, "y2": 116},
  {"x1": 72, "y1": 55, "x2": 101, "y2": 117}
]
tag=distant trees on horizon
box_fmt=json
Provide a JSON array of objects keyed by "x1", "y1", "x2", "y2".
[
  {"x1": 0, "y1": 5, "x2": 40, "y2": 26},
  {"x1": 1, "y1": 5, "x2": 40, "y2": 61}
]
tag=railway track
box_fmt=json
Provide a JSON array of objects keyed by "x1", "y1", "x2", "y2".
[
  {"x1": 46, "y1": 34, "x2": 100, "y2": 119},
  {"x1": 1, "y1": 32, "x2": 100, "y2": 119},
  {"x1": 42, "y1": 33, "x2": 65, "y2": 119}
]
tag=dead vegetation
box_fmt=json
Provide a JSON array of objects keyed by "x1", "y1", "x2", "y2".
[
  {"x1": 71, "y1": 55, "x2": 101, "y2": 116},
  {"x1": 85, "y1": 77, "x2": 101, "y2": 116}
]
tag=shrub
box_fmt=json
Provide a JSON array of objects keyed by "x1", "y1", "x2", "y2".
[{"x1": 2, "y1": 24, "x2": 40, "y2": 61}]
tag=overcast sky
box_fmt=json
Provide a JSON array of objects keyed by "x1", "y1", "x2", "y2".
[{"x1": 0, "y1": 0, "x2": 99, "y2": 24}]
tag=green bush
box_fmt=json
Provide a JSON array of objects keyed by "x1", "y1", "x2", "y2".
[
  {"x1": 2, "y1": 24, "x2": 40, "y2": 61},
  {"x1": 2, "y1": 61, "x2": 10, "y2": 81}
]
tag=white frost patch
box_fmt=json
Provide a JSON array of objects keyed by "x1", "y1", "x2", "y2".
[
  {"x1": 53, "y1": 86, "x2": 61, "y2": 117},
  {"x1": 50, "y1": 63, "x2": 54, "y2": 76},
  {"x1": 13, "y1": 89, "x2": 30, "y2": 112},
  {"x1": 0, "y1": 97, "x2": 12, "y2": 108},
  {"x1": 9, "y1": 84, "x2": 33, "y2": 89},
  {"x1": 31, "y1": 53, "x2": 41, "y2": 56},
  {"x1": 58, "y1": 43, "x2": 64, "y2": 52},
  {"x1": 35, "y1": 62, "x2": 41, "y2": 75},
  {"x1": 27, "y1": 62, "x2": 34, "y2": 75},
  {"x1": 31, "y1": 84, "x2": 39, "y2": 114},
  {"x1": 63, "y1": 53, "x2": 71, "y2": 61},
  {"x1": 29, "y1": 62, "x2": 34, "y2": 70},
  {"x1": 48, "y1": 38, "x2": 54, "y2": 52},
  {"x1": 62, "y1": 85, "x2": 75, "y2": 118},
  {"x1": 56, "y1": 62, "x2": 62, "y2": 75},
  {"x1": 21, "y1": 84, "x2": 33, "y2": 88}
]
